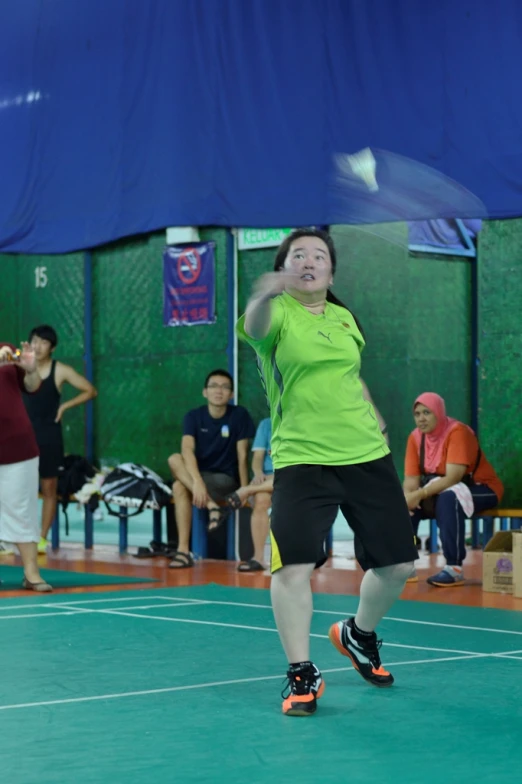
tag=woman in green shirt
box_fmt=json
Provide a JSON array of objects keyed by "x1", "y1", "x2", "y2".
[{"x1": 237, "y1": 228, "x2": 416, "y2": 717}]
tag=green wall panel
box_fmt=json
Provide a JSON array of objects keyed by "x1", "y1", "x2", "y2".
[
  {"x1": 0, "y1": 252, "x2": 86, "y2": 456},
  {"x1": 331, "y1": 226, "x2": 472, "y2": 475},
  {"x1": 478, "y1": 220, "x2": 522, "y2": 505},
  {"x1": 0, "y1": 255, "x2": 19, "y2": 337},
  {"x1": 92, "y1": 228, "x2": 229, "y2": 477}
]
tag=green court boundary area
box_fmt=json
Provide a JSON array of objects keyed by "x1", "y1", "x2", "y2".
[
  {"x1": 0, "y1": 565, "x2": 158, "y2": 589},
  {"x1": 2, "y1": 583, "x2": 522, "y2": 784}
]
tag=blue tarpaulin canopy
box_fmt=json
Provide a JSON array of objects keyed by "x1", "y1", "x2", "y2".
[{"x1": 1, "y1": 0, "x2": 521, "y2": 253}]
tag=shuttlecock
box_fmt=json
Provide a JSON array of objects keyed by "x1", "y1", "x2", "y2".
[{"x1": 345, "y1": 148, "x2": 379, "y2": 192}]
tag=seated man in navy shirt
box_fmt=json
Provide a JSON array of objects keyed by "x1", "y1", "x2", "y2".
[{"x1": 167, "y1": 369, "x2": 255, "y2": 568}]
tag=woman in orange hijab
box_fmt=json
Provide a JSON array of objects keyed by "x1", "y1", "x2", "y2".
[{"x1": 404, "y1": 392, "x2": 503, "y2": 587}]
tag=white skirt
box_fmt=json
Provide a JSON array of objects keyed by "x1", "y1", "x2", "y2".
[{"x1": 0, "y1": 457, "x2": 39, "y2": 543}]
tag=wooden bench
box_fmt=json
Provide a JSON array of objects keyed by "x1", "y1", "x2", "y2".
[{"x1": 427, "y1": 508, "x2": 522, "y2": 554}]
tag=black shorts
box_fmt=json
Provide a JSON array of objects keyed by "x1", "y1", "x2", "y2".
[
  {"x1": 200, "y1": 471, "x2": 238, "y2": 502},
  {"x1": 269, "y1": 454, "x2": 417, "y2": 573}
]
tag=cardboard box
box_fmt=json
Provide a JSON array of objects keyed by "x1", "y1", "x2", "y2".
[
  {"x1": 482, "y1": 531, "x2": 518, "y2": 594},
  {"x1": 513, "y1": 531, "x2": 522, "y2": 598}
]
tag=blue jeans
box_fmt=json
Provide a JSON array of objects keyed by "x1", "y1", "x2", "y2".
[{"x1": 410, "y1": 484, "x2": 498, "y2": 566}]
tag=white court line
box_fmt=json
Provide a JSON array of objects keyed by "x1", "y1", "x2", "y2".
[
  {"x1": 0, "y1": 603, "x2": 81, "y2": 613},
  {"x1": 383, "y1": 641, "x2": 483, "y2": 656},
  {"x1": 498, "y1": 648, "x2": 522, "y2": 655},
  {"x1": 95, "y1": 608, "x2": 489, "y2": 657},
  {"x1": 490, "y1": 649, "x2": 522, "y2": 660},
  {"x1": 0, "y1": 603, "x2": 488, "y2": 657},
  {"x1": 382, "y1": 614, "x2": 522, "y2": 637},
  {"x1": 55, "y1": 601, "x2": 211, "y2": 613},
  {"x1": 130, "y1": 597, "x2": 522, "y2": 638},
  {"x1": 0, "y1": 610, "x2": 96, "y2": 621},
  {"x1": 2, "y1": 592, "x2": 522, "y2": 638},
  {"x1": 495, "y1": 654, "x2": 522, "y2": 660},
  {"x1": 0, "y1": 595, "x2": 202, "y2": 612},
  {"x1": 0, "y1": 653, "x2": 485, "y2": 713},
  {"x1": 0, "y1": 602, "x2": 211, "y2": 621}
]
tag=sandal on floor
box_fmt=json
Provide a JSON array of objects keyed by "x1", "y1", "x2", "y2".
[
  {"x1": 150, "y1": 540, "x2": 176, "y2": 556},
  {"x1": 237, "y1": 559, "x2": 265, "y2": 572},
  {"x1": 134, "y1": 542, "x2": 174, "y2": 558},
  {"x1": 22, "y1": 577, "x2": 53, "y2": 592},
  {"x1": 207, "y1": 507, "x2": 231, "y2": 532},
  {"x1": 168, "y1": 551, "x2": 194, "y2": 569},
  {"x1": 133, "y1": 547, "x2": 157, "y2": 558},
  {"x1": 226, "y1": 492, "x2": 243, "y2": 510}
]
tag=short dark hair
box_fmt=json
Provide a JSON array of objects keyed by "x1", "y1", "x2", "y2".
[
  {"x1": 28, "y1": 324, "x2": 58, "y2": 348},
  {"x1": 204, "y1": 369, "x2": 234, "y2": 389}
]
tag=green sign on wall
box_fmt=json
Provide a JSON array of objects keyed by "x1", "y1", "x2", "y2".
[{"x1": 237, "y1": 228, "x2": 293, "y2": 251}]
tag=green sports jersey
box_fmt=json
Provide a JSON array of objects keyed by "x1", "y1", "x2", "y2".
[{"x1": 236, "y1": 292, "x2": 389, "y2": 469}]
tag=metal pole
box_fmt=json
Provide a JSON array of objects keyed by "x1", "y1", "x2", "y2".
[
  {"x1": 83, "y1": 251, "x2": 94, "y2": 461},
  {"x1": 226, "y1": 229, "x2": 239, "y2": 399}
]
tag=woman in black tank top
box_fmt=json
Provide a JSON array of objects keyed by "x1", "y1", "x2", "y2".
[
  {"x1": 24, "y1": 324, "x2": 97, "y2": 551},
  {"x1": 23, "y1": 359, "x2": 64, "y2": 479}
]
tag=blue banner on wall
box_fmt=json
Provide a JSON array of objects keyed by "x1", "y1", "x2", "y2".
[{"x1": 163, "y1": 242, "x2": 216, "y2": 327}]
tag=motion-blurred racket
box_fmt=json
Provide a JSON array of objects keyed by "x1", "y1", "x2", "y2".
[{"x1": 328, "y1": 147, "x2": 487, "y2": 245}]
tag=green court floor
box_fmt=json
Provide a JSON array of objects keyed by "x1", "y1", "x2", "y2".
[
  {"x1": 0, "y1": 565, "x2": 157, "y2": 588},
  {"x1": 2, "y1": 584, "x2": 522, "y2": 783}
]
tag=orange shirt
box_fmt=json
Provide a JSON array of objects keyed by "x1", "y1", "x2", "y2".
[{"x1": 404, "y1": 423, "x2": 504, "y2": 502}]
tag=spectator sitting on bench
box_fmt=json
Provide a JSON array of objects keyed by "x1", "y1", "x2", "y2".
[
  {"x1": 403, "y1": 392, "x2": 503, "y2": 588},
  {"x1": 167, "y1": 369, "x2": 255, "y2": 569},
  {"x1": 227, "y1": 416, "x2": 274, "y2": 572}
]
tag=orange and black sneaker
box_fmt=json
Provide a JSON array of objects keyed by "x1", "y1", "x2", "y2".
[
  {"x1": 281, "y1": 662, "x2": 325, "y2": 716},
  {"x1": 328, "y1": 617, "x2": 394, "y2": 687}
]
